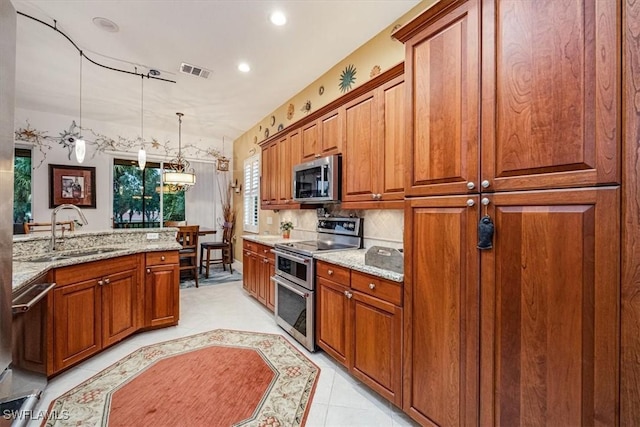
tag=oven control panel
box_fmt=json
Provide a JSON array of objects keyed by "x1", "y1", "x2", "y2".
[{"x1": 316, "y1": 217, "x2": 362, "y2": 236}]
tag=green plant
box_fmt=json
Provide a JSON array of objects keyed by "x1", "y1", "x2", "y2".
[{"x1": 280, "y1": 220, "x2": 293, "y2": 231}]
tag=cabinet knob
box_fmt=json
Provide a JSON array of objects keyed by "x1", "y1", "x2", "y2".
[
  {"x1": 264, "y1": 249, "x2": 268, "y2": 253},
  {"x1": 481, "y1": 180, "x2": 491, "y2": 188},
  {"x1": 104, "y1": 278, "x2": 110, "y2": 285},
  {"x1": 369, "y1": 283, "x2": 376, "y2": 290},
  {"x1": 161, "y1": 255, "x2": 165, "y2": 261},
  {"x1": 98, "y1": 280, "x2": 104, "y2": 286},
  {"x1": 345, "y1": 291, "x2": 353, "y2": 299},
  {"x1": 264, "y1": 258, "x2": 269, "y2": 263},
  {"x1": 371, "y1": 193, "x2": 377, "y2": 200},
  {"x1": 481, "y1": 197, "x2": 491, "y2": 206},
  {"x1": 314, "y1": 154, "x2": 321, "y2": 158},
  {"x1": 466, "y1": 199, "x2": 475, "y2": 207},
  {"x1": 328, "y1": 269, "x2": 334, "y2": 275},
  {"x1": 467, "y1": 182, "x2": 476, "y2": 190},
  {"x1": 146, "y1": 268, "x2": 151, "y2": 274}
]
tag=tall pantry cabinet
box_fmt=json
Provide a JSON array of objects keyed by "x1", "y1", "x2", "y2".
[{"x1": 395, "y1": 0, "x2": 620, "y2": 426}]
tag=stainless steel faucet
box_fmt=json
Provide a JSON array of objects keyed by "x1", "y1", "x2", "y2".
[{"x1": 50, "y1": 204, "x2": 88, "y2": 251}]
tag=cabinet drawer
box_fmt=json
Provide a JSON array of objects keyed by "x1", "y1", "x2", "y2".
[
  {"x1": 316, "y1": 261, "x2": 350, "y2": 284},
  {"x1": 146, "y1": 251, "x2": 178, "y2": 266},
  {"x1": 55, "y1": 255, "x2": 139, "y2": 286},
  {"x1": 351, "y1": 271, "x2": 402, "y2": 306},
  {"x1": 257, "y1": 244, "x2": 275, "y2": 261},
  {"x1": 243, "y1": 240, "x2": 258, "y2": 253}
]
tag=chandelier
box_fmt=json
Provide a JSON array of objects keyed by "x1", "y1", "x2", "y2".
[{"x1": 163, "y1": 112, "x2": 196, "y2": 192}]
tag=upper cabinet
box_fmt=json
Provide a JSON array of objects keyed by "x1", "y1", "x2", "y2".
[
  {"x1": 399, "y1": 0, "x2": 620, "y2": 198},
  {"x1": 301, "y1": 110, "x2": 343, "y2": 161},
  {"x1": 261, "y1": 129, "x2": 301, "y2": 210},
  {"x1": 342, "y1": 75, "x2": 405, "y2": 208}
]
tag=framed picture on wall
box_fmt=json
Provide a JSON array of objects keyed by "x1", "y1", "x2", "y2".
[{"x1": 49, "y1": 164, "x2": 96, "y2": 208}]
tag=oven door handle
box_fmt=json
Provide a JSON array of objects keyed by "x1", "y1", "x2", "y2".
[
  {"x1": 271, "y1": 276, "x2": 309, "y2": 298},
  {"x1": 273, "y1": 251, "x2": 310, "y2": 265}
]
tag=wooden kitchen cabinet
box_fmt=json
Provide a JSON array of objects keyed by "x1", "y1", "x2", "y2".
[
  {"x1": 301, "y1": 110, "x2": 342, "y2": 161},
  {"x1": 316, "y1": 261, "x2": 403, "y2": 406},
  {"x1": 144, "y1": 251, "x2": 179, "y2": 328},
  {"x1": 52, "y1": 255, "x2": 141, "y2": 374},
  {"x1": 396, "y1": 0, "x2": 621, "y2": 425},
  {"x1": 242, "y1": 239, "x2": 276, "y2": 312},
  {"x1": 260, "y1": 141, "x2": 278, "y2": 207},
  {"x1": 342, "y1": 75, "x2": 405, "y2": 208},
  {"x1": 261, "y1": 129, "x2": 302, "y2": 210}
]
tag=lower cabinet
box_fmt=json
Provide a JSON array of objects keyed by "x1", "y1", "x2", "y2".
[
  {"x1": 242, "y1": 239, "x2": 276, "y2": 312},
  {"x1": 49, "y1": 251, "x2": 179, "y2": 376},
  {"x1": 315, "y1": 261, "x2": 403, "y2": 407},
  {"x1": 52, "y1": 255, "x2": 141, "y2": 374},
  {"x1": 144, "y1": 251, "x2": 180, "y2": 328}
]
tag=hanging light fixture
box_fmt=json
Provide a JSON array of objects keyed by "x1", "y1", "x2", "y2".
[
  {"x1": 217, "y1": 136, "x2": 230, "y2": 171},
  {"x1": 138, "y1": 75, "x2": 146, "y2": 170},
  {"x1": 163, "y1": 112, "x2": 196, "y2": 191},
  {"x1": 75, "y1": 52, "x2": 86, "y2": 163}
]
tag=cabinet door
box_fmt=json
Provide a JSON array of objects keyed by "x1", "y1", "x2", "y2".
[
  {"x1": 266, "y1": 258, "x2": 276, "y2": 311},
  {"x1": 404, "y1": 195, "x2": 480, "y2": 426},
  {"x1": 261, "y1": 142, "x2": 278, "y2": 207},
  {"x1": 301, "y1": 121, "x2": 319, "y2": 161},
  {"x1": 481, "y1": 0, "x2": 619, "y2": 191},
  {"x1": 316, "y1": 276, "x2": 350, "y2": 367},
  {"x1": 320, "y1": 109, "x2": 342, "y2": 155},
  {"x1": 289, "y1": 129, "x2": 302, "y2": 168},
  {"x1": 343, "y1": 92, "x2": 378, "y2": 202},
  {"x1": 351, "y1": 291, "x2": 403, "y2": 407},
  {"x1": 480, "y1": 188, "x2": 619, "y2": 426},
  {"x1": 277, "y1": 136, "x2": 291, "y2": 204},
  {"x1": 145, "y1": 264, "x2": 179, "y2": 328},
  {"x1": 404, "y1": 0, "x2": 480, "y2": 197},
  {"x1": 379, "y1": 77, "x2": 405, "y2": 200},
  {"x1": 242, "y1": 250, "x2": 251, "y2": 293},
  {"x1": 102, "y1": 268, "x2": 139, "y2": 347},
  {"x1": 257, "y1": 255, "x2": 269, "y2": 305},
  {"x1": 53, "y1": 279, "x2": 102, "y2": 373},
  {"x1": 248, "y1": 253, "x2": 259, "y2": 297}
]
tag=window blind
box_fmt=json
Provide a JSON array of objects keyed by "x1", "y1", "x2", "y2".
[{"x1": 243, "y1": 154, "x2": 260, "y2": 232}]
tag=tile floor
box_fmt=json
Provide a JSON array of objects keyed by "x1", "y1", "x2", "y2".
[{"x1": 30, "y1": 279, "x2": 419, "y2": 427}]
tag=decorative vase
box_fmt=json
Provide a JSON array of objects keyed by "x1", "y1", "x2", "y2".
[{"x1": 282, "y1": 230, "x2": 290, "y2": 239}]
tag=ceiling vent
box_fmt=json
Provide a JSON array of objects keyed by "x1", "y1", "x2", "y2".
[{"x1": 180, "y1": 62, "x2": 211, "y2": 79}]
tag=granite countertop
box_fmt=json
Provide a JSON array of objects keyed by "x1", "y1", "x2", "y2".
[
  {"x1": 242, "y1": 234, "x2": 302, "y2": 247},
  {"x1": 313, "y1": 249, "x2": 404, "y2": 283},
  {"x1": 12, "y1": 228, "x2": 181, "y2": 292}
]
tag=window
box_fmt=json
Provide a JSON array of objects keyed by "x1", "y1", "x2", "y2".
[
  {"x1": 14, "y1": 148, "x2": 32, "y2": 233},
  {"x1": 243, "y1": 154, "x2": 260, "y2": 233},
  {"x1": 112, "y1": 159, "x2": 185, "y2": 228}
]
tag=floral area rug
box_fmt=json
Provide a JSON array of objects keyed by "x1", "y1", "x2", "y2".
[
  {"x1": 43, "y1": 329, "x2": 320, "y2": 427},
  {"x1": 180, "y1": 266, "x2": 243, "y2": 289}
]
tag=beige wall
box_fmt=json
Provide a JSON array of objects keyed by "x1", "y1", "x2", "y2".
[{"x1": 232, "y1": 0, "x2": 436, "y2": 259}]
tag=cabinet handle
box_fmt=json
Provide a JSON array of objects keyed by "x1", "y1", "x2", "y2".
[
  {"x1": 467, "y1": 182, "x2": 476, "y2": 190},
  {"x1": 146, "y1": 268, "x2": 151, "y2": 274},
  {"x1": 481, "y1": 197, "x2": 491, "y2": 206},
  {"x1": 377, "y1": 194, "x2": 382, "y2": 199},
  {"x1": 263, "y1": 249, "x2": 268, "y2": 253},
  {"x1": 345, "y1": 291, "x2": 353, "y2": 299},
  {"x1": 466, "y1": 199, "x2": 475, "y2": 207},
  {"x1": 369, "y1": 283, "x2": 376, "y2": 290},
  {"x1": 263, "y1": 258, "x2": 269, "y2": 263},
  {"x1": 371, "y1": 193, "x2": 377, "y2": 200},
  {"x1": 104, "y1": 278, "x2": 110, "y2": 285},
  {"x1": 481, "y1": 180, "x2": 491, "y2": 188},
  {"x1": 246, "y1": 251, "x2": 251, "y2": 256},
  {"x1": 314, "y1": 154, "x2": 321, "y2": 158},
  {"x1": 327, "y1": 269, "x2": 334, "y2": 275},
  {"x1": 161, "y1": 255, "x2": 165, "y2": 261},
  {"x1": 98, "y1": 280, "x2": 104, "y2": 286}
]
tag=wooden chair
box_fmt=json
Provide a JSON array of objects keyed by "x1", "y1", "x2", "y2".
[
  {"x1": 200, "y1": 222, "x2": 234, "y2": 278},
  {"x1": 176, "y1": 225, "x2": 200, "y2": 287},
  {"x1": 24, "y1": 221, "x2": 75, "y2": 234}
]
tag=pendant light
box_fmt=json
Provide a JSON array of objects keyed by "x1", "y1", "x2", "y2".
[
  {"x1": 75, "y1": 52, "x2": 86, "y2": 163},
  {"x1": 138, "y1": 75, "x2": 147, "y2": 170},
  {"x1": 163, "y1": 112, "x2": 196, "y2": 191},
  {"x1": 217, "y1": 136, "x2": 230, "y2": 171}
]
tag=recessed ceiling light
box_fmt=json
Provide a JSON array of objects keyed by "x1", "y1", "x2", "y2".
[
  {"x1": 270, "y1": 11, "x2": 287, "y2": 26},
  {"x1": 238, "y1": 62, "x2": 251, "y2": 73},
  {"x1": 92, "y1": 17, "x2": 119, "y2": 33}
]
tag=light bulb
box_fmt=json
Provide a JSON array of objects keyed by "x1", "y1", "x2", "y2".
[
  {"x1": 75, "y1": 138, "x2": 86, "y2": 163},
  {"x1": 138, "y1": 147, "x2": 147, "y2": 170}
]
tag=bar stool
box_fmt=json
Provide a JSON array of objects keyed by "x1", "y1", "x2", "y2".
[{"x1": 199, "y1": 241, "x2": 233, "y2": 277}]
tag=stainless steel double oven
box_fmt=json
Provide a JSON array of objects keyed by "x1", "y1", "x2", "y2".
[{"x1": 272, "y1": 217, "x2": 363, "y2": 352}]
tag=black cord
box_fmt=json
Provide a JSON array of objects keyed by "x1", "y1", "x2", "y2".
[{"x1": 17, "y1": 11, "x2": 176, "y2": 84}]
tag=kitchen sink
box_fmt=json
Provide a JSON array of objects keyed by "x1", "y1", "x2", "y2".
[{"x1": 25, "y1": 247, "x2": 121, "y2": 263}]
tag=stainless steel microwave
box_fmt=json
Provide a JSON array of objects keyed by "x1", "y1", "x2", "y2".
[{"x1": 292, "y1": 155, "x2": 341, "y2": 203}]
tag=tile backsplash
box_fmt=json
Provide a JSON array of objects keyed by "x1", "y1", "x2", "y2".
[{"x1": 278, "y1": 208, "x2": 404, "y2": 250}]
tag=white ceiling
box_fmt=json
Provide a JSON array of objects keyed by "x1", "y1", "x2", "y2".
[{"x1": 10, "y1": 0, "x2": 420, "y2": 146}]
